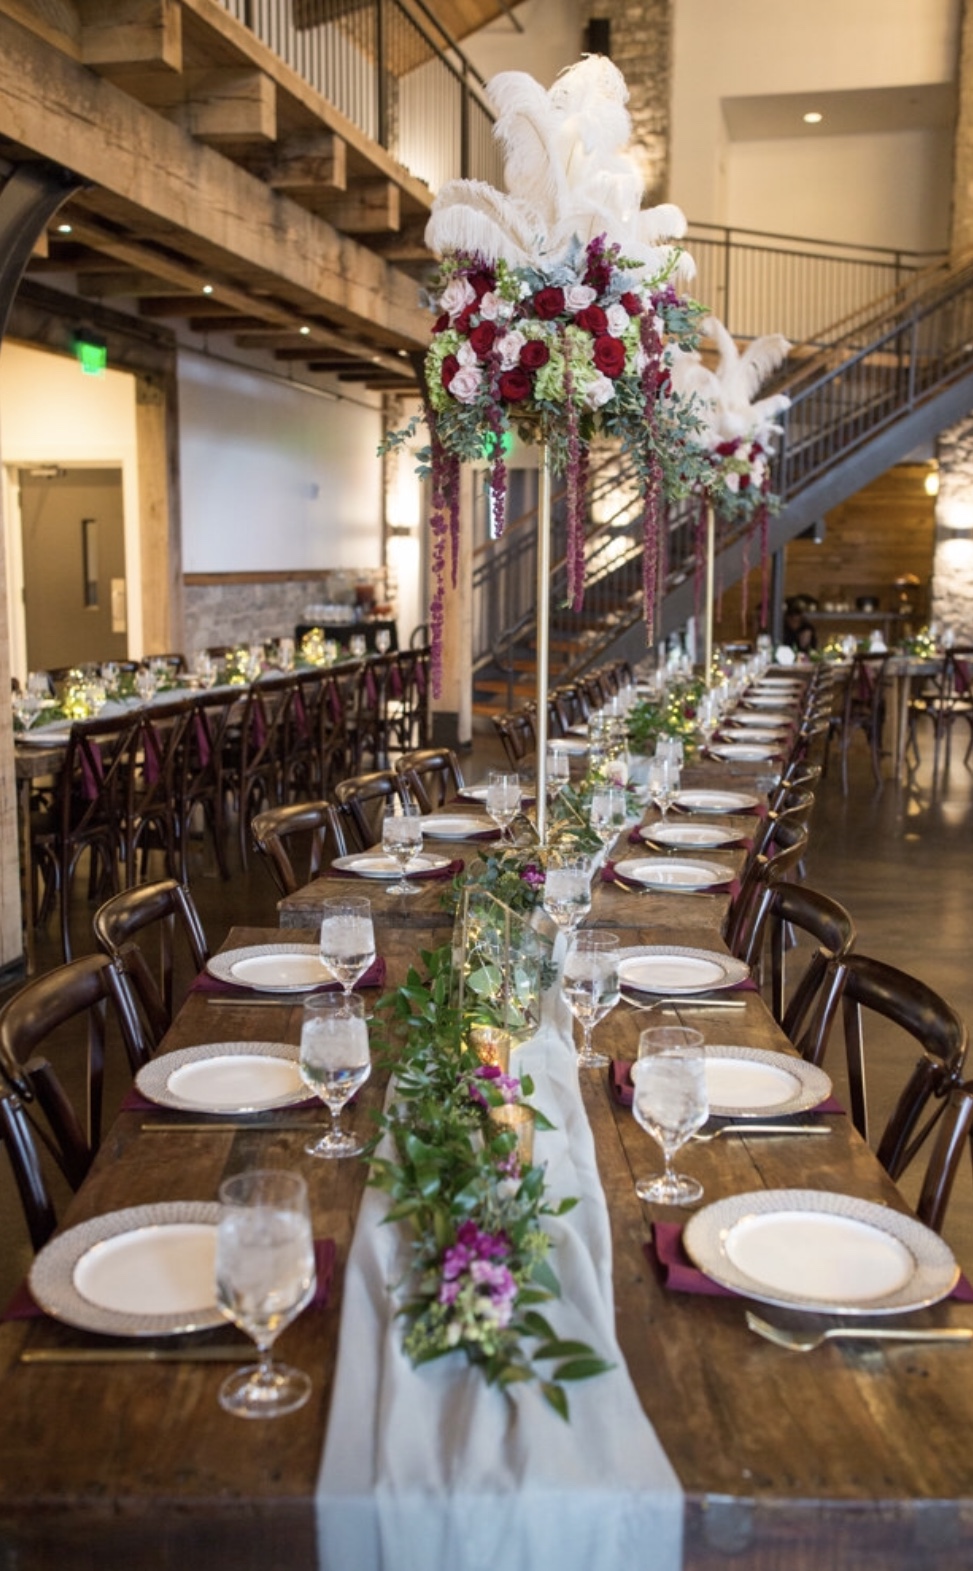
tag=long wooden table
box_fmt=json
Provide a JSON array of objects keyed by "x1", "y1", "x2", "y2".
[{"x1": 2, "y1": 909, "x2": 973, "y2": 1568}]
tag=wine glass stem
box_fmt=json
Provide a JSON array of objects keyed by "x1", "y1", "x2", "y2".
[{"x1": 329, "y1": 1105, "x2": 344, "y2": 1139}]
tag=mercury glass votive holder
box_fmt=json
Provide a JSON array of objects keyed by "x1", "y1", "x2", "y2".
[
  {"x1": 488, "y1": 1103, "x2": 535, "y2": 1168},
  {"x1": 469, "y1": 1024, "x2": 513, "y2": 1073}
]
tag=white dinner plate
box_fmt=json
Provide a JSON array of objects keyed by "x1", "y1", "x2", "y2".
[
  {"x1": 16, "y1": 727, "x2": 71, "y2": 746},
  {"x1": 673, "y1": 789, "x2": 761, "y2": 814},
  {"x1": 641, "y1": 822, "x2": 740, "y2": 850},
  {"x1": 421, "y1": 813, "x2": 492, "y2": 840},
  {"x1": 753, "y1": 680, "x2": 803, "y2": 692},
  {"x1": 709, "y1": 743, "x2": 775, "y2": 762},
  {"x1": 731, "y1": 709, "x2": 793, "y2": 727},
  {"x1": 703, "y1": 1045, "x2": 832, "y2": 1116},
  {"x1": 613, "y1": 857, "x2": 729, "y2": 890},
  {"x1": 683, "y1": 1189, "x2": 959, "y2": 1314},
  {"x1": 618, "y1": 945, "x2": 750, "y2": 995},
  {"x1": 719, "y1": 727, "x2": 788, "y2": 744},
  {"x1": 136, "y1": 1041, "x2": 306, "y2": 1113},
  {"x1": 206, "y1": 944, "x2": 333, "y2": 992},
  {"x1": 743, "y1": 697, "x2": 797, "y2": 714},
  {"x1": 550, "y1": 737, "x2": 589, "y2": 755},
  {"x1": 29, "y1": 1202, "x2": 223, "y2": 1336},
  {"x1": 330, "y1": 852, "x2": 451, "y2": 879}
]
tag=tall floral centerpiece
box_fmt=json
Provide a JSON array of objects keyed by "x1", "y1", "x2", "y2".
[
  {"x1": 668, "y1": 316, "x2": 791, "y2": 657},
  {"x1": 394, "y1": 58, "x2": 714, "y2": 727}
]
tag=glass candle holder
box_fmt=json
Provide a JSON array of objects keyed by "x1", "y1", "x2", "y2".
[
  {"x1": 469, "y1": 1024, "x2": 513, "y2": 1073},
  {"x1": 488, "y1": 1103, "x2": 535, "y2": 1168}
]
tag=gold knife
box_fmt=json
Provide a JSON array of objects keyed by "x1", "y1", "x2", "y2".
[{"x1": 21, "y1": 1345, "x2": 249, "y2": 1365}]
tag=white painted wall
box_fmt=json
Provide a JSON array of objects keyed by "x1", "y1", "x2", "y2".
[
  {"x1": 177, "y1": 350, "x2": 385, "y2": 573},
  {"x1": 0, "y1": 339, "x2": 142, "y2": 678},
  {"x1": 671, "y1": 0, "x2": 960, "y2": 244},
  {"x1": 463, "y1": 0, "x2": 584, "y2": 89}
]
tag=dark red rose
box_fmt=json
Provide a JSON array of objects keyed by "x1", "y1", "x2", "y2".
[
  {"x1": 749, "y1": 440, "x2": 764, "y2": 459},
  {"x1": 620, "y1": 291, "x2": 642, "y2": 316},
  {"x1": 468, "y1": 270, "x2": 495, "y2": 299},
  {"x1": 519, "y1": 340, "x2": 550, "y2": 370},
  {"x1": 433, "y1": 312, "x2": 449, "y2": 333},
  {"x1": 593, "y1": 335, "x2": 627, "y2": 378},
  {"x1": 575, "y1": 304, "x2": 608, "y2": 335},
  {"x1": 441, "y1": 353, "x2": 459, "y2": 389},
  {"x1": 498, "y1": 368, "x2": 532, "y2": 402},
  {"x1": 715, "y1": 439, "x2": 739, "y2": 457},
  {"x1": 469, "y1": 321, "x2": 497, "y2": 357},
  {"x1": 534, "y1": 287, "x2": 565, "y2": 320},
  {"x1": 739, "y1": 474, "x2": 751, "y2": 491},
  {"x1": 454, "y1": 305, "x2": 475, "y2": 335}
]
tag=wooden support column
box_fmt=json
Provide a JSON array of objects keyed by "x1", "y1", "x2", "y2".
[
  {"x1": 0, "y1": 162, "x2": 83, "y2": 972},
  {"x1": 136, "y1": 372, "x2": 183, "y2": 655}
]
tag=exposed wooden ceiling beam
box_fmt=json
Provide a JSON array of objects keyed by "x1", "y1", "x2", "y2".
[
  {"x1": 0, "y1": 8, "x2": 428, "y2": 350},
  {"x1": 246, "y1": 133, "x2": 347, "y2": 194},
  {"x1": 167, "y1": 69, "x2": 277, "y2": 147},
  {"x1": 318, "y1": 179, "x2": 400, "y2": 234},
  {"x1": 79, "y1": 0, "x2": 183, "y2": 74}
]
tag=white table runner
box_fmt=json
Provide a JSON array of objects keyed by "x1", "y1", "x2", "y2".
[{"x1": 316, "y1": 989, "x2": 683, "y2": 1571}]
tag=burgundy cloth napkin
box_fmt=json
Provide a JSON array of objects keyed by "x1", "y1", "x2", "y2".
[
  {"x1": 601, "y1": 862, "x2": 741, "y2": 899},
  {"x1": 328, "y1": 858, "x2": 463, "y2": 883},
  {"x1": 610, "y1": 1058, "x2": 845, "y2": 1113},
  {"x1": 190, "y1": 955, "x2": 387, "y2": 998},
  {"x1": 4, "y1": 1238, "x2": 338, "y2": 1322},
  {"x1": 646, "y1": 1224, "x2": 973, "y2": 1303}
]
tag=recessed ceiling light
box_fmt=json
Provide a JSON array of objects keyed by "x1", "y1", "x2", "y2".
[
  {"x1": 202, "y1": 283, "x2": 214, "y2": 295},
  {"x1": 300, "y1": 325, "x2": 311, "y2": 336},
  {"x1": 803, "y1": 111, "x2": 823, "y2": 125},
  {"x1": 56, "y1": 222, "x2": 72, "y2": 234}
]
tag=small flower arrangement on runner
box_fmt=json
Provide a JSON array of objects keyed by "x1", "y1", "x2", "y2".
[{"x1": 370, "y1": 944, "x2": 613, "y2": 1418}]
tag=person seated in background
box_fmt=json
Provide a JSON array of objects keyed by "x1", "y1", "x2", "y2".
[{"x1": 782, "y1": 598, "x2": 818, "y2": 653}]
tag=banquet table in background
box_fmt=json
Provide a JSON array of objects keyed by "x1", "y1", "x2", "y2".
[{"x1": 1, "y1": 920, "x2": 973, "y2": 1569}]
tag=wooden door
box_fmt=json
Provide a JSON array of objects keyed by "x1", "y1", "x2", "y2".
[{"x1": 18, "y1": 465, "x2": 127, "y2": 671}]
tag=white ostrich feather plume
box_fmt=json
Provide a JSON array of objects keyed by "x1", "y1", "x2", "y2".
[
  {"x1": 671, "y1": 317, "x2": 791, "y2": 452},
  {"x1": 425, "y1": 56, "x2": 688, "y2": 277}
]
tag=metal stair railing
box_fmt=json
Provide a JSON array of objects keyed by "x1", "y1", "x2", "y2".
[{"x1": 473, "y1": 251, "x2": 973, "y2": 693}]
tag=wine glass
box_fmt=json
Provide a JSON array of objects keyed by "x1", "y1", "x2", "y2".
[
  {"x1": 542, "y1": 854, "x2": 592, "y2": 934},
  {"x1": 214, "y1": 1168, "x2": 316, "y2": 1419},
  {"x1": 375, "y1": 628, "x2": 392, "y2": 654},
  {"x1": 546, "y1": 748, "x2": 571, "y2": 803},
  {"x1": 647, "y1": 756, "x2": 679, "y2": 823},
  {"x1": 299, "y1": 992, "x2": 371, "y2": 1158},
  {"x1": 631, "y1": 1027, "x2": 709, "y2": 1205},
  {"x1": 318, "y1": 897, "x2": 376, "y2": 994},
  {"x1": 589, "y1": 784, "x2": 628, "y2": 854},
  {"x1": 562, "y1": 931, "x2": 621, "y2": 1069},
  {"x1": 381, "y1": 800, "x2": 424, "y2": 895},
  {"x1": 485, "y1": 770, "x2": 522, "y2": 842}
]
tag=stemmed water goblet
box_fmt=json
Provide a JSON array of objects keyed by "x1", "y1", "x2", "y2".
[
  {"x1": 647, "y1": 756, "x2": 679, "y2": 823},
  {"x1": 318, "y1": 896, "x2": 376, "y2": 995},
  {"x1": 561, "y1": 930, "x2": 621, "y2": 1069},
  {"x1": 214, "y1": 1168, "x2": 317, "y2": 1419},
  {"x1": 381, "y1": 800, "x2": 424, "y2": 895},
  {"x1": 546, "y1": 747, "x2": 571, "y2": 804},
  {"x1": 542, "y1": 853, "x2": 593, "y2": 935},
  {"x1": 485, "y1": 770, "x2": 522, "y2": 843},
  {"x1": 589, "y1": 784, "x2": 628, "y2": 856},
  {"x1": 631, "y1": 1026, "x2": 708, "y2": 1205},
  {"x1": 299, "y1": 992, "x2": 371, "y2": 1158},
  {"x1": 375, "y1": 628, "x2": 392, "y2": 654}
]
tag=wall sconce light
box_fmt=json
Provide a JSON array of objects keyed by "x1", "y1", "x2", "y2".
[
  {"x1": 924, "y1": 467, "x2": 940, "y2": 497},
  {"x1": 939, "y1": 497, "x2": 973, "y2": 532}
]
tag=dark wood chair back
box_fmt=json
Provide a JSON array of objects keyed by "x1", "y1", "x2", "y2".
[
  {"x1": 804, "y1": 952, "x2": 970, "y2": 1232},
  {"x1": 725, "y1": 819, "x2": 809, "y2": 959},
  {"x1": 251, "y1": 800, "x2": 345, "y2": 896},
  {"x1": 333, "y1": 770, "x2": 410, "y2": 852},
  {"x1": 396, "y1": 748, "x2": 466, "y2": 813},
  {"x1": 741, "y1": 868, "x2": 855, "y2": 1042},
  {"x1": 0, "y1": 954, "x2": 147, "y2": 1247},
  {"x1": 93, "y1": 878, "x2": 210, "y2": 1049}
]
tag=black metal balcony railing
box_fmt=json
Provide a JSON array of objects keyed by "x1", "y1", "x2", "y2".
[{"x1": 220, "y1": 0, "x2": 502, "y2": 192}]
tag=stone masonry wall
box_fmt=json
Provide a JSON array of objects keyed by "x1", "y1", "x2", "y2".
[
  {"x1": 579, "y1": 0, "x2": 672, "y2": 203},
  {"x1": 933, "y1": 414, "x2": 973, "y2": 639}
]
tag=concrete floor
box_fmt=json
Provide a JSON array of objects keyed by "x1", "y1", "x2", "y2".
[{"x1": 1, "y1": 717, "x2": 971, "y2": 1304}]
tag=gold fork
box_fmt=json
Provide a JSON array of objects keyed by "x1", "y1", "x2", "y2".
[{"x1": 745, "y1": 1310, "x2": 973, "y2": 1352}]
